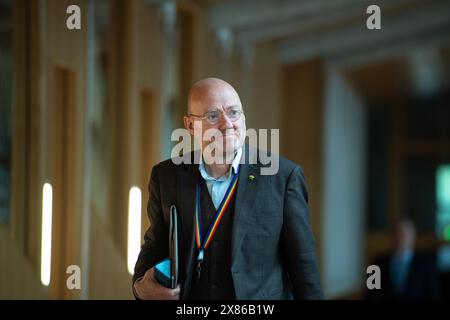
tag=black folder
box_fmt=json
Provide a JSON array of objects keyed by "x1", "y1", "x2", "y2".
[{"x1": 154, "y1": 205, "x2": 178, "y2": 289}]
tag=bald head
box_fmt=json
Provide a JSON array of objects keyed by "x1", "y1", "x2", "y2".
[
  {"x1": 184, "y1": 77, "x2": 246, "y2": 158},
  {"x1": 187, "y1": 78, "x2": 242, "y2": 114}
]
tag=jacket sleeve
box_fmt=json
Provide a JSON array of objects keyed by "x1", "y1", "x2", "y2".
[
  {"x1": 132, "y1": 165, "x2": 169, "y2": 288},
  {"x1": 281, "y1": 165, "x2": 324, "y2": 299}
]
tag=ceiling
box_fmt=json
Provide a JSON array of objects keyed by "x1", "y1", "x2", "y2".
[
  {"x1": 198, "y1": 0, "x2": 450, "y2": 102},
  {"x1": 202, "y1": 0, "x2": 450, "y2": 62}
]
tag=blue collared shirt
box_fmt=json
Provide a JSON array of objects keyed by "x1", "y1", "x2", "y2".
[{"x1": 198, "y1": 148, "x2": 242, "y2": 209}]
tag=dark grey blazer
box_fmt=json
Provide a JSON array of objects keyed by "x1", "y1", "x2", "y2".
[{"x1": 133, "y1": 146, "x2": 323, "y2": 300}]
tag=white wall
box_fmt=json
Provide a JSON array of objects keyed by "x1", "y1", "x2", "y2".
[{"x1": 322, "y1": 68, "x2": 367, "y2": 298}]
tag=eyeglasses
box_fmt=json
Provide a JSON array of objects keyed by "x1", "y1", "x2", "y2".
[{"x1": 188, "y1": 107, "x2": 244, "y2": 125}]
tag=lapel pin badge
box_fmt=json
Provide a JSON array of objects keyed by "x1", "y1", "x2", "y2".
[{"x1": 248, "y1": 175, "x2": 255, "y2": 181}]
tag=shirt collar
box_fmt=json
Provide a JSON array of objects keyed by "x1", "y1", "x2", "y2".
[{"x1": 199, "y1": 147, "x2": 242, "y2": 181}]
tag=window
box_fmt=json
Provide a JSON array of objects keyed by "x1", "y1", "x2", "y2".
[{"x1": 437, "y1": 165, "x2": 450, "y2": 241}]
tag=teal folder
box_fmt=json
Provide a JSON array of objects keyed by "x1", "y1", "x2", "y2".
[{"x1": 154, "y1": 205, "x2": 178, "y2": 289}]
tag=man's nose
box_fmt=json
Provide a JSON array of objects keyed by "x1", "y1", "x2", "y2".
[{"x1": 217, "y1": 112, "x2": 233, "y2": 130}]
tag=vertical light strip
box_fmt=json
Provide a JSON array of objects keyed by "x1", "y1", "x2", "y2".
[
  {"x1": 41, "y1": 183, "x2": 53, "y2": 286},
  {"x1": 128, "y1": 186, "x2": 142, "y2": 275}
]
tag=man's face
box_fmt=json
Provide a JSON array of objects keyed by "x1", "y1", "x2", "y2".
[
  {"x1": 184, "y1": 83, "x2": 246, "y2": 161},
  {"x1": 393, "y1": 221, "x2": 416, "y2": 250}
]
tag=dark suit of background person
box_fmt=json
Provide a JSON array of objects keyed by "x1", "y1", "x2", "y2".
[
  {"x1": 133, "y1": 146, "x2": 323, "y2": 300},
  {"x1": 366, "y1": 219, "x2": 440, "y2": 299},
  {"x1": 132, "y1": 78, "x2": 323, "y2": 300},
  {"x1": 366, "y1": 251, "x2": 440, "y2": 299}
]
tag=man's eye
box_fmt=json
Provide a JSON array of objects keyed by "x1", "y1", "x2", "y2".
[
  {"x1": 228, "y1": 110, "x2": 239, "y2": 117},
  {"x1": 207, "y1": 113, "x2": 219, "y2": 121}
]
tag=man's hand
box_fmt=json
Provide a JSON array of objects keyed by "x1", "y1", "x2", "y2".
[{"x1": 134, "y1": 267, "x2": 180, "y2": 300}]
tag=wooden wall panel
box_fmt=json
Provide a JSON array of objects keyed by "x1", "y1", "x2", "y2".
[
  {"x1": 107, "y1": 0, "x2": 132, "y2": 257},
  {"x1": 140, "y1": 89, "x2": 155, "y2": 240},
  {"x1": 10, "y1": 0, "x2": 42, "y2": 271},
  {"x1": 282, "y1": 60, "x2": 324, "y2": 270},
  {"x1": 50, "y1": 67, "x2": 78, "y2": 299},
  {"x1": 0, "y1": 224, "x2": 47, "y2": 299}
]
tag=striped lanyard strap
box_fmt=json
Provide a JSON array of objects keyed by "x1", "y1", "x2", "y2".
[{"x1": 195, "y1": 165, "x2": 240, "y2": 264}]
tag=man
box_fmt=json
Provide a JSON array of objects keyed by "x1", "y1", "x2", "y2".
[
  {"x1": 366, "y1": 219, "x2": 440, "y2": 299},
  {"x1": 133, "y1": 78, "x2": 323, "y2": 300}
]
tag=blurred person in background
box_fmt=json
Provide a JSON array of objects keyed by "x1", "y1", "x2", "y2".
[{"x1": 366, "y1": 218, "x2": 440, "y2": 299}]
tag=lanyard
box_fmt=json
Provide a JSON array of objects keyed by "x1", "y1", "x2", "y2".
[{"x1": 194, "y1": 165, "x2": 240, "y2": 281}]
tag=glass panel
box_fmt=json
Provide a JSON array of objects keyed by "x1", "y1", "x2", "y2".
[
  {"x1": 90, "y1": 0, "x2": 110, "y2": 222},
  {"x1": 436, "y1": 165, "x2": 450, "y2": 240},
  {"x1": 367, "y1": 106, "x2": 390, "y2": 231},
  {"x1": 0, "y1": 0, "x2": 13, "y2": 224}
]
